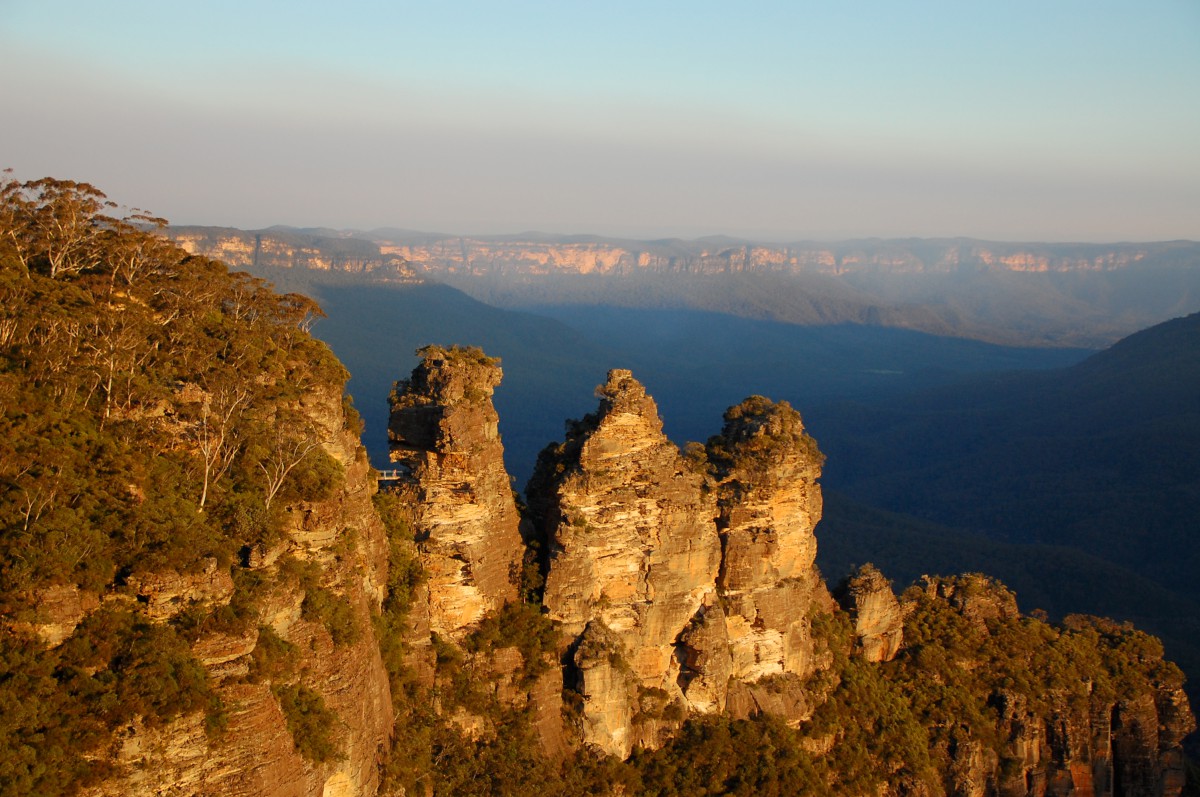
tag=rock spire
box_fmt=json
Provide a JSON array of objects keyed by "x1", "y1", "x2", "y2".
[{"x1": 388, "y1": 345, "x2": 524, "y2": 639}]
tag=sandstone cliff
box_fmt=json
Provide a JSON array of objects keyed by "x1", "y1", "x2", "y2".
[
  {"x1": 171, "y1": 227, "x2": 417, "y2": 279},
  {"x1": 524, "y1": 377, "x2": 845, "y2": 754},
  {"x1": 80, "y1": 386, "x2": 395, "y2": 797},
  {"x1": 375, "y1": 237, "x2": 1164, "y2": 277},
  {"x1": 900, "y1": 575, "x2": 1194, "y2": 797},
  {"x1": 7, "y1": 177, "x2": 1194, "y2": 797},
  {"x1": 170, "y1": 227, "x2": 1185, "y2": 281},
  {"x1": 706, "y1": 397, "x2": 831, "y2": 685}
]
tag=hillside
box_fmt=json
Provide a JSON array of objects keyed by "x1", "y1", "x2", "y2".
[
  {"x1": 0, "y1": 178, "x2": 395, "y2": 795},
  {"x1": 817, "y1": 311, "x2": 1200, "y2": 587}
]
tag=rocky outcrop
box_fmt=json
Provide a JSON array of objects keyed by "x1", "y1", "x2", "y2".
[
  {"x1": 529, "y1": 379, "x2": 845, "y2": 749},
  {"x1": 82, "y1": 382, "x2": 394, "y2": 797},
  {"x1": 4, "y1": 584, "x2": 100, "y2": 646},
  {"x1": 835, "y1": 564, "x2": 903, "y2": 663},
  {"x1": 387, "y1": 345, "x2": 524, "y2": 639},
  {"x1": 572, "y1": 621, "x2": 638, "y2": 758},
  {"x1": 675, "y1": 601, "x2": 733, "y2": 713},
  {"x1": 919, "y1": 573, "x2": 1021, "y2": 629},
  {"x1": 529, "y1": 369, "x2": 722, "y2": 753},
  {"x1": 908, "y1": 578, "x2": 1195, "y2": 797},
  {"x1": 124, "y1": 557, "x2": 236, "y2": 621},
  {"x1": 706, "y1": 397, "x2": 830, "y2": 686}
]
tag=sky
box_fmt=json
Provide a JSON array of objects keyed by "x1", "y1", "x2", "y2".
[{"x1": 2, "y1": 1, "x2": 1198, "y2": 241}]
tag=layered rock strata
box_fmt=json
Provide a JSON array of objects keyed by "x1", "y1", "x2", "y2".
[
  {"x1": 911, "y1": 576, "x2": 1194, "y2": 797},
  {"x1": 835, "y1": 563, "x2": 904, "y2": 663},
  {"x1": 528, "y1": 378, "x2": 841, "y2": 752},
  {"x1": 706, "y1": 397, "x2": 830, "y2": 686},
  {"x1": 530, "y1": 369, "x2": 722, "y2": 755},
  {"x1": 387, "y1": 346, "x2": 524, "y2": 639},
  {"x1": 84, "y1": 384, "x2": 394, "y2": 797}
]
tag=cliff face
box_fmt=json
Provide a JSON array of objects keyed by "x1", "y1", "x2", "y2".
[
  {"x1": 386, "y1": 346, "x2": 524, "y2": 639},
  {"x1": 82, "y1": 385, "x2": 394, "y2": 797},
  {"x1": 8, "y1": 178, "x2": 1194, "y2": 797},
  {"x1": 168, "y1": 226, "x2": 1193, "y2": 282},
  {"x1": 171, "y1": 228, "x2": 417, "y2": 279},
  {"x1": 836, "y1": 564, "x2": 904, "y2": 663},
  {"x1": 381, "y1": 238, "x2": 1158, "y2": 277},
  {"x1": 902, "y1": 576, "x2": 1194, "y2": 797}
]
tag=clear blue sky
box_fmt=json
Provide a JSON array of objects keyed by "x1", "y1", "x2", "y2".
[{"x1": 3, "y1": 1, "x2": 1198, "y2": 241}]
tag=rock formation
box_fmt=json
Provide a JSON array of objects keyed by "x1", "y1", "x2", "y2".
[
  {"x1": 387, "y1": 345, "x2": 524, "y2": 639},
  {"x1": 706, "y1": 397, "x2": 830, "y2": 683},
  {"x1": 171, "y1": 227, "x2": 417, "y2": 279},
  {"x1": 527, "y1": 380, "x2": 852, "y2": 751},
  {"x1": 835, "y1": 563, "x2": 904, "y2": 663},
  {"x1": 7, "y1": 176, "x2": 1195, "y2": 797},
  {"x1": 529, "y1": 369, "x2": 722, "y2": 755},
  {"x1": 83, "y1": 384, "x2": 395, "y2": 797},
  {"x1": 906, "y1": 576, "x2": 1194, "y2": 797}
]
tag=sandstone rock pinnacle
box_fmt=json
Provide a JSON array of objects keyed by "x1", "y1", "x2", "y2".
[
  {"x1": 388, "y1": 345, "x2": 523, "y2": 639},
  {"x1": 530, "y1": 368, "x2": 722, "y2": 753},
  {"x1": 706, "y1": 396, "x2": 829, "y2": 683},
  {"x1": 835, "y1": 563, "x2": 903, "y2": 663}
]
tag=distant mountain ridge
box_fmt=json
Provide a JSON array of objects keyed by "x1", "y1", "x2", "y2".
[
  {"x1": 167, "y1": 225, "x2": 1200, "y2": 347},
  {"x1": 172, "y1": 224, "x2": 1199, "y2": 277}
]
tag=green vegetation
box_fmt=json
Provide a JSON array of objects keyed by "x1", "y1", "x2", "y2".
[
  {"x1": 0, "y1": 609, "x2": 218, "y2": 796},
  {"x1": 705, "y1": 395, "x2": 824, "y2": 482},
  {"x1": 273, "y1": 683, "x2": 342, "y2": 763},
  {"x1": 464, "y1": 601, "x2": 558, "y2": 686},
  {"x1": 279, "y1": 555, "x2": 360, "y2": 647},
  {"x1": 0, "y1": 174, "x2": 345, "y2": 599},
  {"x1": 419, "y1": 343, "x2": 500, "y2": 368},
  {"x1": 0, "y1": 174, "x2": 352, "y2": 795}
]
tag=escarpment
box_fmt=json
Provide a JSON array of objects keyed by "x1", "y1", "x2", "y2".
[
  {"x1": 0, "y1": 176, "x2": 396, "y2": 797},
  {"x1": 73, "y1": 386, "x2": 396, "y2": 797},
  {"x1": 896, "y1": 576, "x2": 1194, "y2": 797}
]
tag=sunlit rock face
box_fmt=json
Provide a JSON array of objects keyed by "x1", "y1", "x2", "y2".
[
  {"x1": 387, "y1": 346, "x2": 524, "y2": 640},
  {"x1": 706, "y1": 397, "x2": 829, "y2": 683},
  {"x1": 835, "y1": 563, "x2": 904, "y2": 663},
  {"x1": 529, "y1": 369, "x2": 722, "y2": 751},
  {"x1": 529, "y1": 379, "x2": 842, "y2": 749},
  {"x1": 82, "y1": 382, "x2": 394, "y2": 797}
]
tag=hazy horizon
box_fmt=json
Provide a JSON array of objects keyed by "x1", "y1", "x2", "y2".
[
  {"x1": 3, "y1": 1, "x2": 1199, "y2": 242},
  {"x1": 173, "y1": 222, "x2": 1200, "y2": 248}
]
